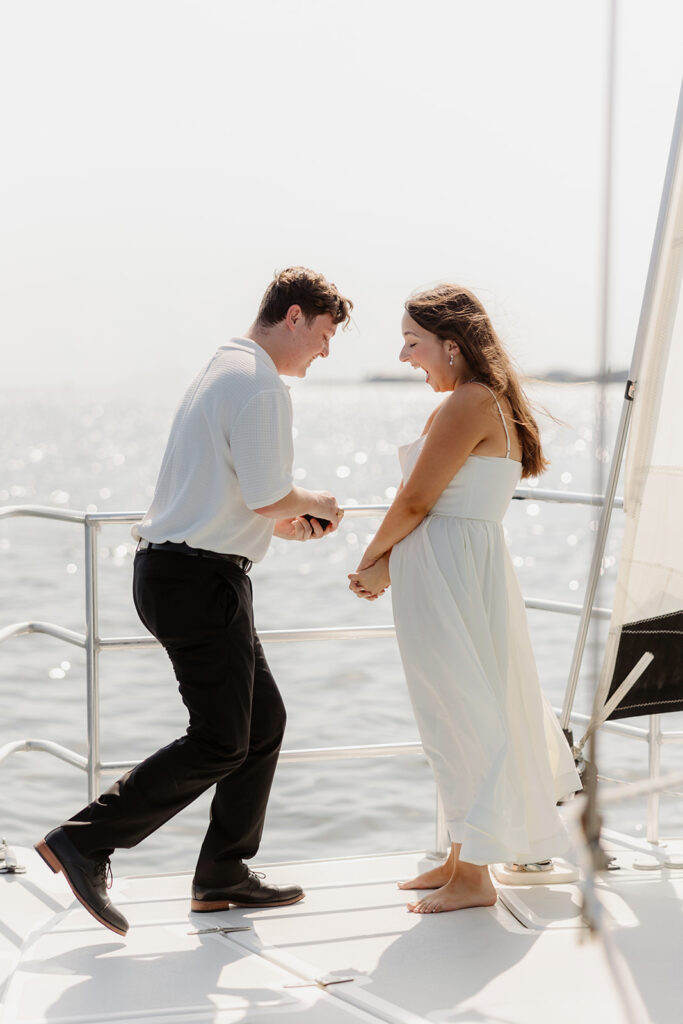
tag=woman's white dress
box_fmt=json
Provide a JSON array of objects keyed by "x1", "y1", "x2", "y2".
[{"x1": 390, "y1": 411, "x2": 580, "y2": 866}]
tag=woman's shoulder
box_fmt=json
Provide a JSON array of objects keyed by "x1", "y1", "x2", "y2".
[
  {"x1": 420, "y1": 385, "x2": 498, "y2": 445},
  {"x1": 434, "y1": 382, "x2": 500, "y2": 421},
  {"x1": 457, "y1": 380, "x2": 501, "y2": 403}
]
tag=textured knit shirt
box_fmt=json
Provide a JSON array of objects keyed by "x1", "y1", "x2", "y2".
[{"x1": 132, "y1": 338, "x2": 293, "y2": 561}]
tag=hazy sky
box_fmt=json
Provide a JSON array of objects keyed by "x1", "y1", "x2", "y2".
[{"x1": 2, "y1": 0, "x2": 682, "y2": 391}]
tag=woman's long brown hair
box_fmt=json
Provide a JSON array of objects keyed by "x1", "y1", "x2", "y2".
[{"x1": 405, "y1": 285, "x2": 548, "y2": 478}]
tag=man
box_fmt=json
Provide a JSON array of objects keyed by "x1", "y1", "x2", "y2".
[{"x1": 36, "y1": 267, "x2": 353, "y2": 935}]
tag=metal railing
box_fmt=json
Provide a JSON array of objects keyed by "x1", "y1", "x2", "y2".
[{"x1": 1, "y1": 487, "x2": 673, "y2": 850}]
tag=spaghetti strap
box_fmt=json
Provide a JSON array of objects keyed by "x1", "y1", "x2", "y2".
[{"x1": 469, "y1": 381, "x2": 511, "y2": 458}]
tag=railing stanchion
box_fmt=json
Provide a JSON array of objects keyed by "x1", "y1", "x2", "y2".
[
  {"x1": 647, "y1": 714, "x2": 662, "y2": 845},
  {"x1": 84, "y1": 518, "x2": 102, "y2": 802}
]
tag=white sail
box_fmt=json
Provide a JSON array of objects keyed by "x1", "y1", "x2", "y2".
[{"x1": 597, "y1": 84, "x2": 683, "y2": 713}]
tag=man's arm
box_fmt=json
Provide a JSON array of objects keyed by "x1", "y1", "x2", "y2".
[
  {"x1": 253, "y1": 487, "x2": 340, "y2": 523},
  {"x1": 257, "y1": 488, "x2": 341, "y2": 542}
]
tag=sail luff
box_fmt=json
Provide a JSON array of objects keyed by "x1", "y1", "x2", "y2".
[
  {"x1": 627, "y1": 79, "x2": 683, "y2": 388},
  {"x1": 596, "y1": 79, "x2": 683, "y2": 716},
  {"x1": 562, "y1": 79, "x2": 683, "y2": 727}
]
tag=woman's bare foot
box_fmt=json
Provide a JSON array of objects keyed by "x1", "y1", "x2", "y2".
[
  {"x1": 398, "y1": 852, "x2": 456, "y2": 891},
  {"x1": 407, "y1": 872, "x2": 497, "y2": 913},
  {"x1": 398, "y1": 863, "x2": 453, "y2": 890}
]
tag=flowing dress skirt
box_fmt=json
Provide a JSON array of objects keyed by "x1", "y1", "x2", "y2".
[{"x1": 390, "y1": 512, "x2": 580, "y2": 865}]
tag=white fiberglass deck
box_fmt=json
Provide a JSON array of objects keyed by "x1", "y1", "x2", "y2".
[{"x1": 2, "y1": 833, "x2": 683, "y2": 1024}]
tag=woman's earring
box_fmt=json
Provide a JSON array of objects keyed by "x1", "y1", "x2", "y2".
[{"x1": 449, "y1": 354, "x2": 454, "y2": 367}]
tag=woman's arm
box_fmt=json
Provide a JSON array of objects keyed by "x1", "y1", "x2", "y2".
[{"x1": 356, "y1": 386, "x2": 493, "y2": 570}]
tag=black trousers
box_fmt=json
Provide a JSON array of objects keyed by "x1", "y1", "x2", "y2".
[{"x1": 60, "y1": 550, "x2": 287, "y2": 886}]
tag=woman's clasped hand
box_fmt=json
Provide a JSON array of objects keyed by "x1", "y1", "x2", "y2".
[{"x1": 348, "y1": 552, "x2": 391, "y2": 600}]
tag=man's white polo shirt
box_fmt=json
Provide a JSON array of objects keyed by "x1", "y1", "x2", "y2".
[{"x1": 133, "y1": 338, "x2": 293, "y2": 562}]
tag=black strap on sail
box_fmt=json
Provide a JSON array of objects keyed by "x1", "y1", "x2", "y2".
[{"x1": 606, "y1": 609, "x2": 683, "y2": 720}]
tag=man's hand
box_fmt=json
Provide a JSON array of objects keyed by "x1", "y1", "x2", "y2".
[
  {"x1": 274, "y1": 515, "x2": 332, "y2": 542},
  {"x1": 307, "y1": 491, "x2": 343, "y2": 533},
  {"x1": 254, "y1": 488, "x2": 343, "y2": 533}
]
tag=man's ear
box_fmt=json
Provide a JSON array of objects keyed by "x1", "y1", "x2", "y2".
[{"x1": 285, "y1": 304, "x2": 303, "y2": 330}]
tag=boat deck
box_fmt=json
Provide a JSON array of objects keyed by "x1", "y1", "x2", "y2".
[{"x1": 2, "y1": 832, "x2": 682, "y2": 1024}]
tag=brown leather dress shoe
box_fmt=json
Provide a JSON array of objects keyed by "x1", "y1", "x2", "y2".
[
  {"x1": 35, "y1": 827, "x2": 129, "y2": 936},
  {"x1": 191, "y1": 870, "x2": 304, "y2": 911}
]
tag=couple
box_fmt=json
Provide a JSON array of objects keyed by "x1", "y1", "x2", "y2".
[{"x1": 35, "y1": 266, "x2": 579, "y2": 934}]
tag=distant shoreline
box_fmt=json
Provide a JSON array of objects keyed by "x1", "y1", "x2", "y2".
[{"x1": 365, "y1": 368, "x2": 629, "y2": 384}]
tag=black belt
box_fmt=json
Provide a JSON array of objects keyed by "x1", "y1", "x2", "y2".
[{"x1": 137, "y1": 539, "x2": 252, "y2": 573}]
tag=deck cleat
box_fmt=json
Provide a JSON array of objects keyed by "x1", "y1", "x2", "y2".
[
  {"x1": 492, "y1": 857, "x2": 579, "y2": 885},
  {"x1": 0, "y1": 838, "x2": 26, "y2": 875}
]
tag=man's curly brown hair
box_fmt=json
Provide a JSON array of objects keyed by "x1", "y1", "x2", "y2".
[{"x1": 256, "y1": 267, "x2": 353, "y2": 329}]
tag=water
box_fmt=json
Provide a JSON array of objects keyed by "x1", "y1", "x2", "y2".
[{"x1": 2, "y1": 379, "x2": 682, "y2": 876}]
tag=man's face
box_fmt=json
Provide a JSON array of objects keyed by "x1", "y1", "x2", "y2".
[{"x1": 288, "y1": 310, "x2": 337, "y2": 378}]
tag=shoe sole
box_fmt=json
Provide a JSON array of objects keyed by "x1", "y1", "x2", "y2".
[
  {"x1": 191, "y1": 891, "x2": 305, "y2": 912},
  {"x1": 34, "y1": 839, "x2": 128, "y2": 937}
]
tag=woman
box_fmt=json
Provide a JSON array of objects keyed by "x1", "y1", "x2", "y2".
[{"x1": 349, "y1": 285, "x2": 580, "y2": 914}]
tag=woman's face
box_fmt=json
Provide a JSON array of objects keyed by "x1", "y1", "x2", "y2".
[{"x1": 399, "y1": 311, "x2": 452, "y2": 391}]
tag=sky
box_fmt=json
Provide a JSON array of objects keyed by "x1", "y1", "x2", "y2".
[{"x1": 1, "y1": 0, "x2": 682, "y2": 391}]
